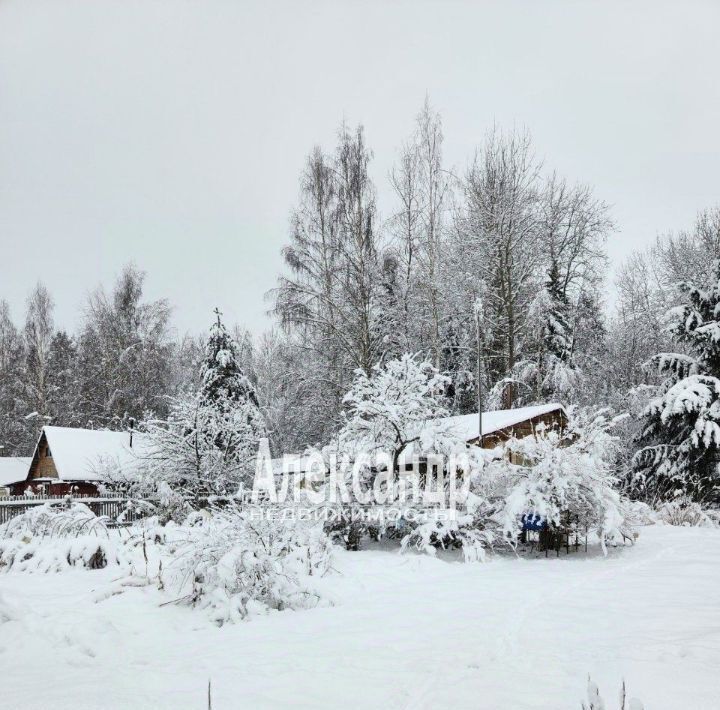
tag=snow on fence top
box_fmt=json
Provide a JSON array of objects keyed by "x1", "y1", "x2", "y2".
[
  {"x1": 41, "y1": 426, "x2": 148, "y2": 482},
  {"x1": 0, "y1": 458, "x2": 32, "y2": 486}
]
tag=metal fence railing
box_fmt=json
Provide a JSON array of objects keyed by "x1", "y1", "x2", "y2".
[{"x1": 0, "y1": 494, "x2": 150, "y2": 526}]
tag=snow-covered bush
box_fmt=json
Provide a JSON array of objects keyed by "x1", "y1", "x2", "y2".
[
  {"x1": 654, "y1": 497, "x2": 720, "y2": 528},
  {"x1": 337, "y1": 353, "x2": 454, "y2": 466},
  {"x1": 137, "y1": 390, "x2": 263, "y2": 503},
  {"x1": 0, "y1": 536, "x2": 126, "y2": 573},
  {"x1": 400, "y1": 511, "x2": 494, "y2": 562},
  {"x1": 0, "y1": 500, "x2": 108, "y2": 539},
  {"x1": 624, "y1": 500, "x2": 656, "y2": 527},
  {"x1": 170, "y1": 505, "x2": 332, "y2": 624},
  {"x1": 490, "y1": 411, "x2": 633, "y2": 551}
]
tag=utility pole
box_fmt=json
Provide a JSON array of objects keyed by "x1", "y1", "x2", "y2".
[{"x1": 474, "y1": 298, "x2": 484, "y2": 446}]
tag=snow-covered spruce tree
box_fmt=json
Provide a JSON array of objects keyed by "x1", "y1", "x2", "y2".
[
  {"x1": 441, "y1": 316, "x2": 478, "y2": 415},
  {"x1": 496, "y1": 258, "x2": 582, "y2": 407},
  {"x1": 542, "y1": 259, "x2": 573, "y2": 365},
  {"x1": 21, "y1": 282, "x2": 55, "y2": 444},
  {"x1": 200, "y1": 310, "x2": 261, "y2": 411},
  {"x1": 46, "y1": 330, "x2": 82, "y2": 428},
  {"x1": 0, "y1": 300, "x2": 29, "y2": 455},
  {"x1": 197, "y1": 311, "x2": 266, "y2": 479},
  {"x1": 136, "y1": 312, "x2": 266, "y2": 508},
  {"x1": 633, "y1": 260, "x2": 720, "y2": 503}
]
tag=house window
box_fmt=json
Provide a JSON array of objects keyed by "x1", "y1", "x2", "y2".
[{"x1": 45, "y1": 446, "x2": 52, "y2": 458}]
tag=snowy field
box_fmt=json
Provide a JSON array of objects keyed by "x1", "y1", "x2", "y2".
[{"x1": 1, "y1": 525, "x2": 719, "y2": 710}]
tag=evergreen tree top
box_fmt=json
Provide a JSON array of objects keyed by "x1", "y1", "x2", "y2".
[
  {"x1": 668, "y1": 258, "x2": 720, "y2": 375},
  {"x1": 200, "y1": 309, "x2": 259, "y2": 407}
]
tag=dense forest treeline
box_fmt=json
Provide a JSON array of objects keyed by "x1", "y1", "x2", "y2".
[{"x1": 2, "y1": 101, "x2": 719, "y2": 502}]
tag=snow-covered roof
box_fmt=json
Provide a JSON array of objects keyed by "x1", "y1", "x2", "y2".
[
  {"x1": 41, "y1": 426, "x2": 147, "y2": 482},
  {"x1": 438, "y1": 403, "x2": 567, "y2": 443},
  {"x1": 265, "y1": 404, "x2": 567, "y2": 472},
  {"x1": 269, "y1": 453, "x2": 325, "y2": 475},
  {"x1": 0, "y1": 457, "x2": 31, "y2": 486}
]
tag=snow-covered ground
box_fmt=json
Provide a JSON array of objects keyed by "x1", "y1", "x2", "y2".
[{"x1": 1, "y1": 526, "x2": 719, "y2": 709}]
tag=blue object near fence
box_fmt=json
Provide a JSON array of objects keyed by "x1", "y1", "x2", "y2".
[{"x1": 521, "y1": 513, "x2": 546, "y2": 532}]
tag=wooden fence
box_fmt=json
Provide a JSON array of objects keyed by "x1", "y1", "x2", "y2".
[{"x1": 0, "y1": 494, "x2": 151, "y2": 526}]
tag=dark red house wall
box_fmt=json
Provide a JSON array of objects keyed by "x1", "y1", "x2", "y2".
[{"x1": 10, "y1": 480, "x2": 101, "y2": 497}]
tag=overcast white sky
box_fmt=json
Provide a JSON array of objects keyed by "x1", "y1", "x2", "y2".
[{"x1": 1, "y1": 0, "x2": 719, "y2": 337}]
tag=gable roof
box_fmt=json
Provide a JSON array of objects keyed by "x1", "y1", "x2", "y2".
[
  {"x1": 39, "y1": 426, "x2": 147, "y2": 482},
  {"x1": 439, "y1": 403, "x2": 567, "y2": 443},
  {"x1": 0, "y1": 457, "x2": 32, "y2": 486}
]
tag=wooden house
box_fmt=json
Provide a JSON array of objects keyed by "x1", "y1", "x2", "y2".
[
  {"x1": 0, "y1": 457, "x2": 32, "y2": 497},
  {"x1": 11, "y1": 426, "x2": 144, "y2": 496},
  {"x1": 441, "y1": 403, "x2": 568, "y2": 449}
]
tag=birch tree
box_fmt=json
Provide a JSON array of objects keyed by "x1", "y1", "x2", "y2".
[
  {"x1": 457, "y1": 127, "x2": 543, "y2": 406},
  {"x1": 77, "y1": 265, "x2": 173, "y2": 428},
  {"x1": 388, "y1": 99, "x2": 451, "y2": 367},
  {"x1": 273, "y1": 124, "x2": 385, "y2": 441},
  {"x1": 22, "y1": 283, "x2": 55, "y2": 440}
]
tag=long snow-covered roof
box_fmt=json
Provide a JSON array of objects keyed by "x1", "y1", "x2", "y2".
[
  {"x1": 269, "y1": 453, "x2": 324, "y2": 475},
  {"x1": 0, "y1": 457, "x2": 31, "y2": 486},
  {"x1": 41, "y1": 426, "x2": 147, "y2": 482},
  {"x1": 439, "y1": 403, "x2": 566, "y2": 442},
  {"x1": 268, "y1": 403, "x2": 568, "y2": 471}
]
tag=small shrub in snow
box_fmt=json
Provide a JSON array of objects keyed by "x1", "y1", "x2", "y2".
[
  {"x1": 171, "y1": 505, "x2": 332, "y2": 624},
  {"x1": 625, "y1": 500, "x2": 656, "y2": 527},
  {"x1": 582, "y1": 676, "x2": 644, "y2": 710}
]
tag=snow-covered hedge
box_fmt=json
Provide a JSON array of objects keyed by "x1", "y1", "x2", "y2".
[
  {"x1": 0, "y1": 536, "x2": 126, "y2": 573},
  {"x1": 0, "y1": 500, "x2": 108, "y2": 539},
  {"x1": 0, "y1": 501, "x2": 129, "y2": 573},
  {"x1": 170, "y1": 505, "x2": 332, "y2": 624}
]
